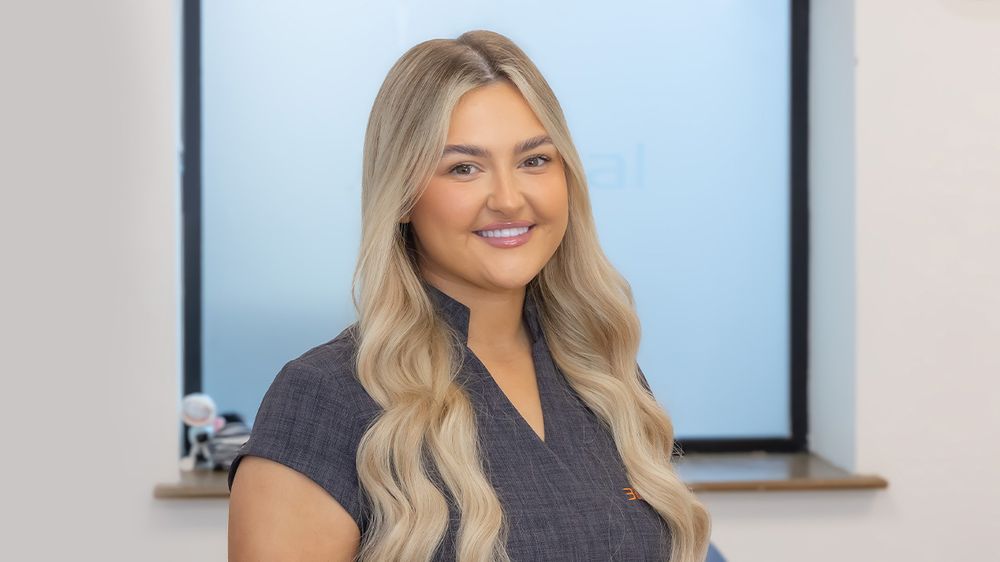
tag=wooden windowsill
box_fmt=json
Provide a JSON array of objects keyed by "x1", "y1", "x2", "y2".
[
  {"x1": 153, "y1": 451, "x2": 887, "y2": 499},
  {"x1": 154, "y1": 467, "x2": 230, "y2": 499},
  {"x1": 675, "y1": 451, "x2": 888, "y2": 492}
]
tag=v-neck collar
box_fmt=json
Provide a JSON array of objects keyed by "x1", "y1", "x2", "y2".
[
  {"x1": 421, "y1": 279, "x2": 553, "y2": 446},
  {"x1": 420, "y1": 279, "x2": 544, "y2": 348}
]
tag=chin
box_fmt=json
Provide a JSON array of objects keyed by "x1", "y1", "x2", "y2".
[{"x1": 484, "y1": 271, "x2": 541, "y2": 291}]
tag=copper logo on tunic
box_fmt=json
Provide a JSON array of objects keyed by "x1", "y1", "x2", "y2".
[{"x1": 623, "y1": 487, "x2": 643, "y2": 501}]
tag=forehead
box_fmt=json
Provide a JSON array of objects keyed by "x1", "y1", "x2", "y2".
[{"x1": 445, "y1": 81, "x2": 548, "y2": 145}]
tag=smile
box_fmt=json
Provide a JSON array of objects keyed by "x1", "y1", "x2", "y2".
[
  {"x1": 476, "y1": 226, "x2": 530, "y2": 238},
  {"x1": 474, "y1": 224, "x2": 535, "y2": 248}
]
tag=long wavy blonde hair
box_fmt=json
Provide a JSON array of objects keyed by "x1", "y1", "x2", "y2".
[{"x1": 351, "y1": 29, "x2": 710, "y2": 561}]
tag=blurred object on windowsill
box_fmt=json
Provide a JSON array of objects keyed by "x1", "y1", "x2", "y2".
[{"x1": 178, "y1": 392, "x2": 249, "y2": 472}]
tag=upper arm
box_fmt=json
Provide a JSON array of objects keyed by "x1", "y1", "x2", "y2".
[
  {"x1": 229, "y1": 455, "x2": 360, "y2": 561},
  {"x1": 226, "y1": 359, "x2": 371, "y2": 560}
]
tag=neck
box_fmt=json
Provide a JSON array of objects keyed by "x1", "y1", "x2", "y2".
[{"x1": 421, "y1": 271, "x2": 529, "y2": 351}]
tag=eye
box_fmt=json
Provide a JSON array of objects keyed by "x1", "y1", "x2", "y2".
[
  {"x1": 522, "y1": 154, "x2": 551, "y2": 168},
  {"x1": 448, "y1": 163, "x2": 479, "y2": 177}
]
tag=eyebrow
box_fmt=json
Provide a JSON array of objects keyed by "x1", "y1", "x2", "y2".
[{"x1": 441, "y1": 134, "x2": 553, "y2": 159}]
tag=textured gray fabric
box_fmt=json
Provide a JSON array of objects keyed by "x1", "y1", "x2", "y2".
[{"x1": 228, "y1": 281, "x2": 672, "y2": 560}]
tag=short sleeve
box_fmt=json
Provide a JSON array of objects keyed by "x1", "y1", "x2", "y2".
[{"x1": 227, "y1": 359, "x2": 369, "y2": 529}]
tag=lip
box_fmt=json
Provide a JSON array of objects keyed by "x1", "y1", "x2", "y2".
[
  {"x1": 474, "y1": 220, "x2": 535, "y2": 231},
  {"x1": 473, "y1": 222, "x2": 536, "y2": 248}
]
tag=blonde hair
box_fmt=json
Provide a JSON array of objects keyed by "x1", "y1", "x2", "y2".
[{"x1": 351, "y1": 29, "x2": 711, "y2": 561}]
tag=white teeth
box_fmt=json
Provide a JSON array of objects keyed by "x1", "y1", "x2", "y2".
[{"x1": 478, "y1": 226, "x2": 530, "y2": 238}]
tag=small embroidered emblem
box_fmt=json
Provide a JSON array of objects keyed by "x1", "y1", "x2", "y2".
[{"x1": 623, "y1": 487, "x2": 643, "y2": 501}]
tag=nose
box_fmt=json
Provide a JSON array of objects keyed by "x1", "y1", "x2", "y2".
[{"x1": 486, "y1": 168, "x2": 526, "y2": 215}]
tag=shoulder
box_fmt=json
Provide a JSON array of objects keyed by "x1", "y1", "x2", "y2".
[
  {"x1": 228, "y1": 322, "x2": 380, "y2": 529},
  {"x1": 276, "y1": 323, "x2": 381, "y2": 416}
]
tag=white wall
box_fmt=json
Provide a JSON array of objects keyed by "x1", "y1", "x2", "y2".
[
  {"x1": 1, "y1": 1, "x2": 997, "y2": 560},
  {"x1": 703, "y1": 1, "x2": 1000, "y2": 560},
  {"x1": 0, "y1": 1, "x2": 221, "y2": 559},
  {"x1": 808, "y1": 0, "x2": 857, "y2": 473}
]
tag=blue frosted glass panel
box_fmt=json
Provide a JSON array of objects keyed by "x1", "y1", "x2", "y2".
[{"x1": 201, "y1": 1, "x2": 790, "y2": 439}]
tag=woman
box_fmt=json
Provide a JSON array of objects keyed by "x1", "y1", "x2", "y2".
[{"x1": 228, "y1": 29, "x2": 711, "y2": 561}]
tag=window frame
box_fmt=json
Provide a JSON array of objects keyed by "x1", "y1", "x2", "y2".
[{"x1": 180, "y1": 0, "x2": 811, "y2": 456}]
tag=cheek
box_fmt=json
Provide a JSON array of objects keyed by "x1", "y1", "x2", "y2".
[
  {"x1": 411, "y1": 182, "x2": 478, "y2": 237},
  {"x1": 537, "y1": 174, "x2": 570, "y2": 225}
]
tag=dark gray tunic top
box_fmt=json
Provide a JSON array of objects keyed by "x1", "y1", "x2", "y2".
[{"x1": 228, "y1": 282, "x2": 673, "y2": 560}]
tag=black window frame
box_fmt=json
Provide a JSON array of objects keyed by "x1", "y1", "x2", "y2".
[{"x1": 180, "y1": 0, "x2": 810, "y2": 456}]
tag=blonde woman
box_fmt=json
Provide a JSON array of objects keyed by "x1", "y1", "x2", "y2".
[{"x1": 228, "y1": 29, "x2": 711, "y2": 561}]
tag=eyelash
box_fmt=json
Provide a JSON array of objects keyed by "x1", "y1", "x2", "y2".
[{"x1": 448, "y1": 154, "x2": 552, "y2": 176}]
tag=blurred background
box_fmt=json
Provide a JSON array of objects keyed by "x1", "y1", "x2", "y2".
[
  {"x1": 196, "y1": 0, "x2": 792, "y2": 446},
  {"x1": 2, "y1": 1, "x2": 998, "y2": 560}
]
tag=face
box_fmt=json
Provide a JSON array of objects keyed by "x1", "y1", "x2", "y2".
[{"x1": 405, "y1": 80, "x2": 569, "y2": 294}]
